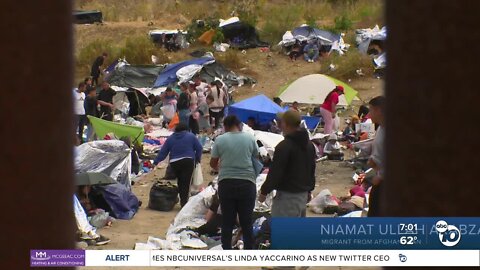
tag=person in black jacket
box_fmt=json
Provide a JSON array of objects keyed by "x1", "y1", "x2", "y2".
[
  {"x1": 90, "y1": 52, "x2": 107, "y2": 86},
  {"x1": 258, "y1": 110, "x2": 316, "y2": 217}
]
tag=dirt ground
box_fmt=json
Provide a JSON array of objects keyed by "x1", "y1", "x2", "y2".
[
  {"x1": 75, "y1": 17, "x2": 383, "y2": 269},
  {"x1": 81, "y1": 157, "x2": 368, "y2": 270},
  {"x1": 79, "y1": 87, "x2": 381, "y2": 270}
]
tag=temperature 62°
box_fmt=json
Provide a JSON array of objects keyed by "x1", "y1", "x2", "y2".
[{"x1": 400, "y1": 236, "x2": 418, "y2": 245}]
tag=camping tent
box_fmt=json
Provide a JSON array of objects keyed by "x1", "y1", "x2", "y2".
[
  {"x1": 87, "y1": 116, "x2": 145, "y2": 146},
  {"x1": 152, "y1": 57, "x2": 256, "y2": 88},
  {"x1": 75, "y1": 140, "x2": 132, "y2": 189},
  {"x1": 149, "y1": 30, "x2": 189, "y2": 49},
  {"x1": 279, "y1": 25, "x2": 347, "y2": 54},
  {"x1": 73, "y1": 10, "x2": 102, "y2": 24},
  {"x1": 153, "y1": 57, "x2": 215, "y2": 87},
  {"x1": 107, "y1": 65, "x2": 164, "y2": 89},
  {"x1": 228, "y1": 94, "x2": 285, "y2": 124},
  {"x1": 220, "y1": 20, "x2": 269, "y2": 49},
  {"x1": 279, "y1": 74, "x2": 357, "y2": 106},
  {"x1": 110, "y1": 86, "x2": 150, "y2": 116}
]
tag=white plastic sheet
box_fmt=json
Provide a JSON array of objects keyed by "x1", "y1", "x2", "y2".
[
  {"x1": 176, "y1": 64, "x2": 203, "y2": 84},
  {"x1": 253, "y1": 130, "x2": 284, "y2": 158},
  {"x1": 165, "y1": 185, "x2": 216, "y2": 249},
  {"x1": 308, "y1": 189, "x2": 338, "y2": 214}
]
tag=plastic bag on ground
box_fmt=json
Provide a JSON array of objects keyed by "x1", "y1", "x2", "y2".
[
  {"x1": 180, "y1": 231, "x2": 207, "y2": 249},
  {"x1": 308, "y1": 189, "x2": 339, "y2": 214}
]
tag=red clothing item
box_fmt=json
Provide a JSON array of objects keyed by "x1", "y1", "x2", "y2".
[{"x1": 321, "y1": 92, "x2": 339, "y2": 112}]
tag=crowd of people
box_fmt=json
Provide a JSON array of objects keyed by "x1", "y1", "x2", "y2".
[{"x1": 73, "y1": 52, "x2": 386, "y2": 251}]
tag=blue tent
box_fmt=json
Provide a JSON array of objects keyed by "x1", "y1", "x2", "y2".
[
  {"x1": 153, "y1": 57, "x2": 215, "y2": 87},
  {"x1": 228, "y1": 95, "x2": 285, "y2": 124}
]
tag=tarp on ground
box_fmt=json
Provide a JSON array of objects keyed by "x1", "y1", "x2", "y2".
[
  {"x1": 220, "y1": 20, "x2": 269, "y2": 49},
  {"x1": 279, "y1": 74, "x2": 357, "y2": 106},
  {"x1": 75, "y1": 140, "x2": 132, "y2": 189},
  {"x1": 87, "y1": 116, "x2": 145, "y2": 145},
  {"x1": 107, "y1": 65, "x2": 164, "y2": 89},
  {"x1": 153, "y1": 57, "x2": 215, "y2": 87},
  {"x1": 228, "y1": 94, "x2": 285, "y2": 124},
  {"x1": 199, "y1": 62, "x2": 256, "y2": 87},
  {"x1": 95, "y1": 183, "x2": 140, "y2": 220},
  {"x1": 73, "y1": 10, "x2": 102, "y2": 24}
]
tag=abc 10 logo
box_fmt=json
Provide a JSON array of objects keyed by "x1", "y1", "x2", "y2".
[{"x1": 435, "y1": 220, "x2": 461, "y2": 247}]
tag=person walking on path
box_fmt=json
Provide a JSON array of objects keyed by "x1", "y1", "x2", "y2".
[
  {"x1": 259, "y1": 110, "x2": 316, "y2": 218},
  {"x1": 210, "y1": 115, "x2": 259, "y2": 250},
  {"x1": 153, "y1": 123, "x2": 202, "y2": 207},
  {"x1": 320, "y1": 85, "x2": 344, "y2": 135}
]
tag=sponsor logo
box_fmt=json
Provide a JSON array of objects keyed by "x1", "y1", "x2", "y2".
[
  {"x1": 436, "y1": 220, "x2": 461, "y2": 247},
  {"x1": 31, "y1": 251, "x2": 51, "y2": 261},
  {"x1": 30, "y1": 250, "x2": 85, "y2": 267}
]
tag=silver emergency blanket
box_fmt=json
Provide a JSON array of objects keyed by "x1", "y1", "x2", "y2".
[
  {"x1": 355, "y1": 25, "x2": 387, "y2": 54},
  {"x1": 75, "y1": 140, "x2": 132, "y2": 189}
]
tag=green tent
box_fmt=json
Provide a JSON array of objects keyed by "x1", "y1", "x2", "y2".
[
  {"x1": 87, "y1": 116, "x2": 144, "y2": 145},
  {"x1": 278, "y1": 74, "x2": 358, "y2": 105}
]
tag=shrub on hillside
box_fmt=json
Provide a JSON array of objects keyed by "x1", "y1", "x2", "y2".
[
  {"x1": 261, "y1": 5, "x2": 303, "y2": 45},
  {"x1": 76, "y1": 39, "x2": 118, "y2": 76},
  {"x1": 217, "y1": 50, "x2": 245, "y2": 70},
  {"x1": 321, "y1": 50, "x2": 373, "y2": 80}
]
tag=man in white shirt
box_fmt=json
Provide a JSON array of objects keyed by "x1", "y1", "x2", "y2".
[{"x1": 73, "y1": 82, "x2": 87, "y2": 143}]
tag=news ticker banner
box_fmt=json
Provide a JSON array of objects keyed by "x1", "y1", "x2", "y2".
[
  {"x1": 30, "y1": 250, "x2": 480, "y2": 267},
  {"x1": 272, "y1": 217, "x2": 480, "y2": 249},
  {"x1": 30, "y1": 217, "x2": 480, "y2": 267}
]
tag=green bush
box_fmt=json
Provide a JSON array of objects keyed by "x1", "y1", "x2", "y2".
[
  {"x1": 260, "y1": 5, "x2": 303, "y2": 45},
  {"x1": 76, "y1": 39, "x2": 118, "y2": 76},
  {"x1": 236, "y1": 0, "x2": 262, "y2": 27},
  {"x1": 75, "y1": 34, "x2": 170, "y2": 78},
  {"x1": 217, "y1": 50, "x2": 245, "y2": 70},
  {"x1": 334, "y1": 14, "x2": 353, "y2": 32},
  {"x1": 185, "y1": 17, "x2": 219, "y2": 43},
  {"x1": 120, "y1": 35, "x2": 162, "y2": 64},
  {"x1": 305, "y1": 14, "x2": 319, "y2": 29}
]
